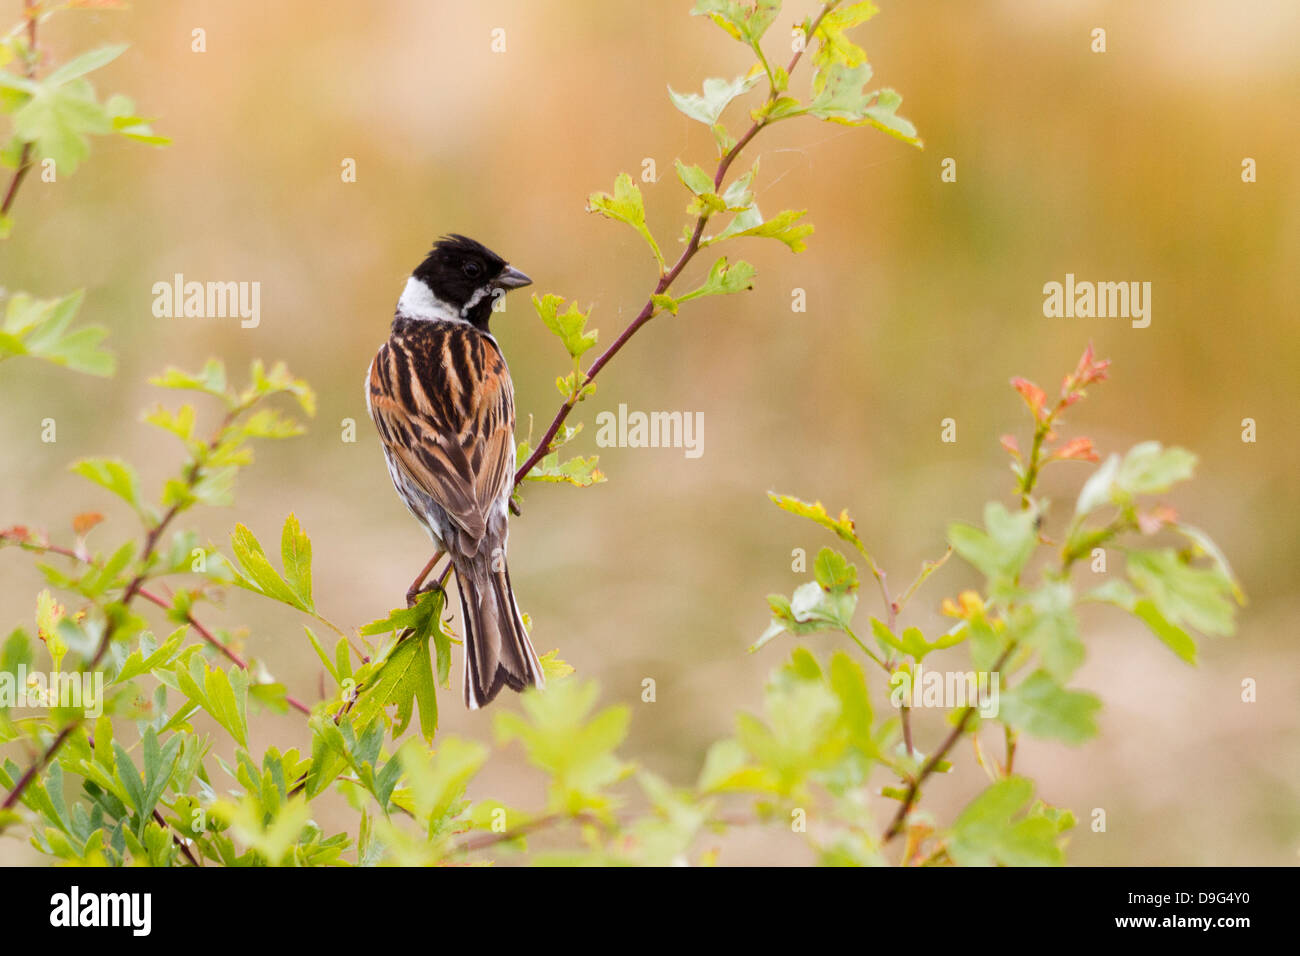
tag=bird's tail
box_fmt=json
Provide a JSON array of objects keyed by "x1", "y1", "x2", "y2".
[{"x1": 454, "y1": 550, "x2": 544, "y2": 709}]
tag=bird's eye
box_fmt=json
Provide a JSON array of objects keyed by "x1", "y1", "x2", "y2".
[{"x1": 463, "y1": 261, "x2": 483, "y2": 279}]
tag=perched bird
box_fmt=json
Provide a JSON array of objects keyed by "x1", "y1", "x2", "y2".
[{"x1": 366, "y1": 234, "x2": 543, "y2": 709}]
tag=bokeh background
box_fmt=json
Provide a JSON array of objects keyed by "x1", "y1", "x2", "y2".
[{"x1": 2, "y1": 0, "x2": 1297, "y2": 865}]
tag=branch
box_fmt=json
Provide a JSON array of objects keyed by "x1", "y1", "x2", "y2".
[
  {"x1": 0, "y1": 1, "x2": 38, "y2": 221},
  {"x1": 513, "y1": 3, "x2": 835, "y2": 488},
  {"x1": 881, "y1": 643, "x2": 1017, "y2": 844},
  {"x1": 12, "y1": 539, "x2": 313, "y2": 717},
  {"x1": 1, "y1": 409, "x2": 299, "y2": 811}
]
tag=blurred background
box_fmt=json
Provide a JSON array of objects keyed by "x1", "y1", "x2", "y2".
[{"x1": 2, "y1": 0, "x2": 1297, "y2": 865}]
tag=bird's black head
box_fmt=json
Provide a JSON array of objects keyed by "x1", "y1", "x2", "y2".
[{"x1": 408, "y1": 234, "x2": 531, "y2": 331}]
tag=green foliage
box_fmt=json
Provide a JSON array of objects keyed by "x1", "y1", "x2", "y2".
[
  {"x1": 751, "y1": 345, "x2": 1240, "y2": 863},
  {"x1": 946, "y1": 777, "x2": 1066, "y2": 867},
  {"x1": 0, "y1": 1, "x2": 1240, "y2": 871},
  {"x1": 1, "y1": 12, "x2": 168, "y2": 238},
  {"x1": 0, "y1": 290, "x2": 113, "y2": 375},
  {"x1": 522, "y1": 0, "x2": 914, "y2": 491},
  {"x1": 586, "y1": 173, "x2": 664, "y2": 270}
]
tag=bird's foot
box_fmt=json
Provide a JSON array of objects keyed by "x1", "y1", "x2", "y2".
[{"x1": 405, "y1": 580, "x2": 444, "y2": 609}]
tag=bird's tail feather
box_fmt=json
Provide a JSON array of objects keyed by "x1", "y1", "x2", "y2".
[{"x1": 456, "y1": 553, "x2": 544, "y2": 710}]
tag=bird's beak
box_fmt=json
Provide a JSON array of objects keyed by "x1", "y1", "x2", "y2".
[{"x1": 494, "y1": 265, "x2": 532, "y2": 290}]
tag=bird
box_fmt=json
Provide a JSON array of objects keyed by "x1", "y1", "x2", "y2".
[{"x1": 366, "y1": 234, "x2": 544, "y2": 709}]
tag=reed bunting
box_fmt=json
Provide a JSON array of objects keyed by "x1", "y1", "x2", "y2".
[{"x1": 367, "y1": 235, "x2": 543, "y2": 709}]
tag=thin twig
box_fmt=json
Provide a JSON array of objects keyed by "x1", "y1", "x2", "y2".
[
  {"x1": 0, "y1": 0, "x2": 37, "y2": 221},
  {"x1": 882, "y1": 643, "x2": 1017, "y2": 844},
  {"x1": 512, "y1": 3, "x2": 835, "y2": 489}
]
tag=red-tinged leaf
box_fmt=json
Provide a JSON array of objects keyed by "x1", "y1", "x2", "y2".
[
  {"x1": 1000, "y1": 434, "x2": 1021, "y2": 459},
  {"x1": 1048, "y1": 437, "x2": 1099, "y2": 463},
  {"x1": 72, "y1": 512, "x2": 105, "y2": 536},
  {"x1": 1137, "y1": 504, "x2": 1178, "y2": 535},
  {"x1": 1011, "y1": 377, "x2": 1048, "y2": 423},
  {"x1": 1061, "y1": 343, "x2": 1110, "y2": 397},
  {"x1": 1, "y1": 525, "x2": 33, "y2": 544}
]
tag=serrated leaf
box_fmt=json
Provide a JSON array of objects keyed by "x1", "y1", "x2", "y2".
[
  {"x1": 0, "y1": 289, "x2": 113, "y2": 375},
  {"x1": 279, "y1": 513, "x2": 314, "y2": 612},
  {"x1": 11, "y1": 77, "x2": 111, "y2": 174},
  {"x1": 1126, "y1": 548, "x2": 1236, "y2": 639},
  {"x1": 999, "y1": 671, "x2": 1100, "y2": 745},
  {"x1": 355, "y1": 594, "x2": 444, "y2": 741},
  {"x1": 533, "y1": 294, "x2": 598, "y2": 360},
  {"x1": 678, "y1": 256, "x2": 757, "y2": 302},
  {"x1": 522, "y1": 451, "x2": 605, "y2": 488},
  {"x1": 586, "y1": 173, "x2": 664, "y2": 269},
  {"x1": 948, "y1": 502, "x2": 1037, "y2": 586},
  {"x1": 947, "y1": 776, "x2": 1064, "y2": 866},
  {"x1": 228, "y1": 521, "x2": 308, "y2": 611},
  {"x1": 714, "y1": 206, "x2": 813, "y2": 252},
  {"x1": 70, "y1": 458, "x2": 141, "y2": 510},
  {"x1": 668, "y1": 72, "x2": 760, "y2": 125}
]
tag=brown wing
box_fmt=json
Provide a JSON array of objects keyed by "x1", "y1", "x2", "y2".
[{"x1": 368, "y1": 320, "x2": 515, "y2": 551}]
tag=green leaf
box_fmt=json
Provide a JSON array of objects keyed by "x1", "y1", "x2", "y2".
[
  {"x1": 538, "y1": 649, "x2": 575, "y2": 682},
  {"x1": 173, "y1": 656, "x2": 249, "y2": 746},
  {"x1": 114, "y1": 626, "x2": 186, "y2": 684},
  {"x1": 45, "y1": 45, "x2": 128, "y2": 86},
  {"x1": 999, "y1": 671, "x2": 1100, "y2": 745},
  {"x1": 143, "y1": 403, "x2": 196, "y2": 443},
  {"x1": 651, "y1": 293, "x2": 679, "y2": 316},
  {"x1": 810, "y1": 61, "x2": 875, "y2": 117},
  {"x1": 242, "y1": 358, "x2": 317, "y2": 417},
  {"x1": 1075, "y1": 453, "x2": 1121, "y2": 515},
  {"x1": 948, "y1": 502, "x2": 1037, "y2": 589},
  {"x1": 228, "y1": 521, "x2": 309, "y2": 611},
  {"x1": 813, "y1": 547, "x2": 857, "y2": 592},
  {"x1": 697, "y1": 737, "x2": 778, "y2": 793},
  {"x1": 947, "y1": 776, "x2": 1064, "y2": 866},
  {"x1": 690, "y1": 0, "x2": 781, "y2": 43},
  {"x1": 533, "y1": 294, "x2": 598, "y2": 360},
  {"x1": 808, "y1": 63, "x2": 921, "y2": 146},
  {"x1": 674, "y1": 159, "x2": 715, "y2": 196},
  {"x1": 1015, "y1": 582, "x2": 1085, "y2": 682},
  {"x1": 105, "y1": 93, "x2": 170, "y2": 146},
  {"x1": 0, "y1": 290, "x2": 113, "y2": 375},
  {"x1": 70, "y1": 458, "x2": 141, "y2": 510},
  {"x1": 862, "y1": 88, "x2": 921, "y2": 145},
  {"x1": 212, "y1": 793, "x2": 312, "y2": 865},
  {"x1": 1126, "y1": 548, "x2": 1236, "y2": 639},
  {"x1": 714, "y1": 206, "x2": 813, "y2": 252},
  {"x1": 1114, "y1": 442, "x2": 1197, "y2": 499},
  {"x1": 355, "y1": 590, "x2": 447, "y2": 740},
  {"x1": 668, "y1": 72, "x2": 761, "y2": 128},
  {"x1": 811, "y1": 1, "x2": 879, "y2": 70},
  {"x1": 11, "y1": 77, "x2": 111, "y2": 174},
  {"x1": 398, "y1": 736, "x2": 488, "y2": 833},
  {"x1": 870, "y1": 617, "x2": 965, "y2": 662},
  {"x1": 149, "y1": 359, "x2": 230, "y2": 402},
  {"x1": 279, "y1": 513, "x2": 314, "y2": 612},
  {"x1": 520, "y1": 450, "x2": 605, "y2": 487},
  {"x1": 677, "y1": 256, "x2": 757, "y2": 302},
  {"x1": 1174, "y1": 523, "x2": 1245, "y2": 604},
  {"x1": 494, "y1": 679, "x2": 630, "y2": 814},
  {"x1": 586, "y1": 173, "x2": 664, "y2": 269},
  {"x1": 1132, "y1": 599, "x2": 1197, "y2": 664},
  {"x1": 731, "y1": 654, "x2": 862, "y2": 796},
  {"x1": 767, "y1": 493, "x2": 866, "y2": 554},
  {"x1": 303, "y1": 626, "x2": 339, "y2": 684}
]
